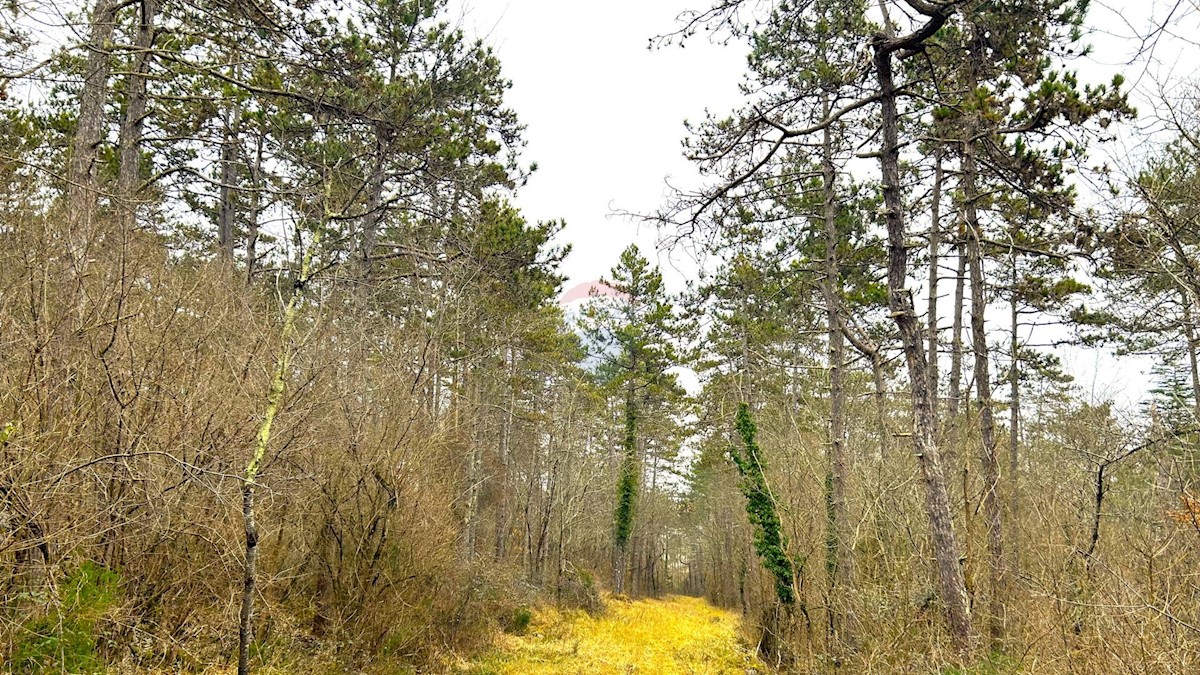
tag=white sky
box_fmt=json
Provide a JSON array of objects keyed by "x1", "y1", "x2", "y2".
[{"x1": 453, "y1": 0, "x2": 746, "y2": 287}]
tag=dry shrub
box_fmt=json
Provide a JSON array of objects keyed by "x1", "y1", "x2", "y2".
[{"x1": 0, "y1": 213, "x2": 530, "y2": 670}]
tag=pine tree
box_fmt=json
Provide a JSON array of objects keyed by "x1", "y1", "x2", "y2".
[{"x1": 579, "y1": 245, "x2": 685, "y2": 594}]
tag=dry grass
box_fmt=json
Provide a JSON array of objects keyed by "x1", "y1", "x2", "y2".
[{"x1": 456, "y1": 595, "x2": 764, "y2": 674}]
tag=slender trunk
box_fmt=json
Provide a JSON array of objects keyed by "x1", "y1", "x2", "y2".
[
  {"x1": 218, "y1": 100, "x2": 243, "y2": 263},
  {"x1": 872, "y1": 352, "x2": 889, "y2": 460},
  {"x1": 69, "y1": 0, "x2": 118, "y2": 224},
  {"x1": 239, "y1": 230, "x2": 320, "y2": 674},
  {"x1": 872, "y1": 40, "x2": 973, "y2": 651},
  {"x1": 614, "y1": 542, "x2": 627, "y2": 595},
  {"x1": 820, "y1": 101, "x2": 855, "y2": 648},
  {"x1": 238, "y1": 485, "x2": 258, "y2": 675},
  {"x1": 949, "y1": 237, "x2": 967, "y2": 419},
  {"x1": 841, "y1": 327, "x2": 888, "y2": 460},
  {"x1": 360, "y1": 135, "x2": 387, "y2": 280},
  {"x1": 1183, "y1": 293, "x2": 1200, "y2": 422},
  {"x1": 963, "y1": 125, "x2": 1007, "y2": 644},
  {"x1": 1008, "y1": 259, "x2": 1021, "y2": 577},
  {"x1": 495, "y1": 362, "x2": 515, "y2": 561},
  {"x1": 117, "y1": 0, "x2": 156, "y2": 227},
  {"x1": 928, "y1": 154, "x2": 943, "y2": 426},
  {"x1": 246, "y1": 135, "x2": 264, "y2": 283},
  {"x1": 462, "y1": 379, "x2": 481, "y2": 560}
]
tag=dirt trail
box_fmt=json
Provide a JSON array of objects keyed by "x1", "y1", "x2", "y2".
[{"x1": 458, "y1": 595, "x2": 765, "y2": 674}]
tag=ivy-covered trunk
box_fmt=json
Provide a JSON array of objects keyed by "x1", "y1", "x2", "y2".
[
  {"x1": 613, "y1": 380, "x2": 638, "y2": 595},
  {"x1": 730, "y1": 404, "x2": 794, "y2": 608}
]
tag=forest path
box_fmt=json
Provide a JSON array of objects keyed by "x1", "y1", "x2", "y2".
[{"x1": 457, "y1": 594, "x2": 766, "y2": 674}]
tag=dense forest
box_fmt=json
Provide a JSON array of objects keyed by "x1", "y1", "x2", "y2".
[{"x1": 2, "y1": 0, "x2": 1200, "y2": 672}]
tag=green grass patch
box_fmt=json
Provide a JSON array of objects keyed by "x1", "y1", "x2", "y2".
[{"x1": 11, "y1": 561, "x2": 122, "y2": 674}]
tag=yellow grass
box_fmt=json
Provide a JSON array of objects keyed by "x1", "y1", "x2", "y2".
[{"x1": 458, "y1": 595, "x2": 765, "y2": 675}]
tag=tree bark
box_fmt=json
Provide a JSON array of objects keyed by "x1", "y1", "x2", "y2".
[
  {"x1": 1183, "y1": 292, "x2": 1200, "y2": 422},
  {"x1": 872, "y1": 37, "x2": 974, "y2": 652},
  {"x1": 820, "y1": 99, "x2": 855, "y2": 648},
  {"x1": 245, "y1": 134, "x2": 264, "y2": 282},
  {"x1": 963, "y1": 125, "x2": 1007, "y2": 644},
  {"x1": 117, "y1": 0, "x2": 156, "y2": 227},
  {"x1": 238, "y1": 484, "x2": 258, "y2": 675},
  {"x1": 239, "y1": 230, "x2": 320, "y2": 673},
  {"x1": 494, "y1": 358, "x2": 515, "y2": 562},
  {"x1": 928, "y1": 154, "x2": 944, "y2": 426},
  {"x1": 359, "y1": 132, "x2": 388, "y2": 280},
  {"x1": 69, "y1": 0, "x2": 118, "y2": 224},
  {"x1": 613, "y1": 373, "x2": 638, "y2": 595},
  {"x1": 1008, "y1": 255, "x2": 1021, "y2": 577},
  {"x1": 949, "y1": 237, "x2": 967, "y2": 419},
  {"x1": 218, "y1": 98, "x2": 243, "y2": 263}
]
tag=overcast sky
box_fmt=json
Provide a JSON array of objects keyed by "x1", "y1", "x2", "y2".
[{"x1": 452, "y1": 0, "x2": 746, "y2": 289}]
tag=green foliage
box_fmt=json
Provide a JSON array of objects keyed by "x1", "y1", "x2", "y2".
[
  {"x1": 580, "y1": 244, "x2": 685, "y2": 394},
  {"x1": 506, "y1": 606, "x2": 534, "y2": 635},
  {"x1": 11, "y1": 562, "x2": 122, "y2": 674},
  {"x1": 0, "y1": 420, "x2": 16, "y2": 445},
  {"x1": 729, "y1": 404, "x2": 794, "y2": 606},
  {"x1": 1146, "y1": 359, "x2": 1197, "y2": 437},
  {"x1": 614, "y1": 400, "x2": 639, "y2": 549},
  {"x1": 581, "y1": 246, "x2": 687, "y2": 555}
]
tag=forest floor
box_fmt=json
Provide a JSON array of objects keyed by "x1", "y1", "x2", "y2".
[{"x1": 455, "y1": 594, "x2": 766, "y2": 674}]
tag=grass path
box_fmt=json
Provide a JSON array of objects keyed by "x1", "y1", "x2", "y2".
[{"x1": 458, "y1": 595, "x2": 765, "y2": 674}]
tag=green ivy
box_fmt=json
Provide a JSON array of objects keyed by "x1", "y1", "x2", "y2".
[
  {"x1": 730, "y1": 404, "x2": 795, "y2": 606},
  {"x1": 614, "y1": 399, "x2": 638, "y2": 548}
]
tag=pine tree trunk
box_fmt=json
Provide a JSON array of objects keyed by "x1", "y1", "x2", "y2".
[
  {"x1": 1183, "y1": 292, "x2": 1200, "y2": 422},
  {"x1": 613, "y1": 371, "x2": 638, "y2": 595},
  {"x1": 872, "y1": 353, "x2": 889, "y2": 460},
  {"x1": 614, "y1": 541, "x2": 626, "y2": 595},
  {"x1": 495, "y1": 377, "x2": 514, "y2": 562},
  {"x1": 949, "y1": 238, "x2": 967, "y2": 419},
  {"x1": 246, "y1": 135, "x2": 264, "y2": 282},
  {"x1": 963, "y1": 127, "x2": 1007, "y2": 644},
  {"x1": 360, "y1": 134, "x2": 388, "y2": 280},
  {"x1": 1008, "y1": 259, "x2": 1021, "y2": 578},
  {"x1": 820, "y1": 101, "x2": 855, "y2": 648},
  {"x1": 69, "y1": 0, "x2": 118, "y2": 224},
  {"x1": 928, "y1": 155, "x2": 943, "y2": 426},
  {"x1": 873, "y1": 39, "x2": 974, "y2": 652},
  {"x1": 218, "y1": 99, "x2": 243, "y2": 263},
  {"x1": 117, "y1": 0, "x2": 156, "y2": 227}
]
